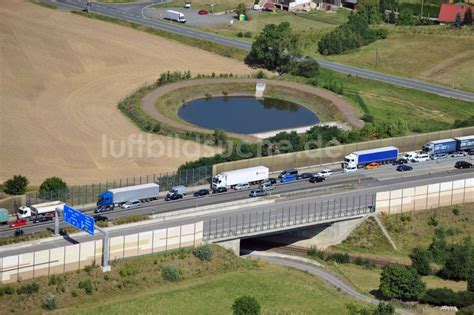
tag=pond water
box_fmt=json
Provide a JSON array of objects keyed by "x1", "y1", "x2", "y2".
[{"x1": 177, "y1": 96, "x2": 319, "y2": 134}]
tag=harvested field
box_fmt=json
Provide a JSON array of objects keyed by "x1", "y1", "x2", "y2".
[{"x1": 0, "y1": 0, "x2": 253, "y2": 185}]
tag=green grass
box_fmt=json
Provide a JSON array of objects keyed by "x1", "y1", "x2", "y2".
[
  {"x1": 71, "y1": 11, "x2": 247, "y2": 61},
  {"x1": 314, "y1": 26, "x2": 474, "y2": 93},
  {"x1": 97, "y1": 0, "x2": 138, "y2": 3},
  {"x1": 152, "y1": 0, "x2": 254, "y2": 13},
  {"x1": 316, "y1": 68, "x2": 474, "y2": 133},
  {"x1": 70, "y1": 263, "x2": 365, "y2": 315},
  {"x1": 29, "y1": 0, "x2": 58, "y2": 9}
]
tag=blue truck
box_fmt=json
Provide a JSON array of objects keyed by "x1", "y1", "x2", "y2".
[
  {"x1": 343, "y1": 146, "x2": 399, "y2": 170},
  {"x1": 96, "y1": 183, "x2": 160, "y2": 212},
  {"x1": 423, "y1": 139, "x2": 457, "y2": 156},
  {"x1": 455, "y1": 135, "x2": 474, "y2": 152}
]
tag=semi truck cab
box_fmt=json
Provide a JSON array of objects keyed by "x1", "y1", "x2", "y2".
[
  {"x1": 97, "y1": 191, "x2": 113, "y2": 208},
  {"x1": 343, "y1": 153, "x2": 357, "y2": 169}
]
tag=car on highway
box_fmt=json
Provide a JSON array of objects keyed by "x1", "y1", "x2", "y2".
[
  {"x1": 431, "y1": 153, "x2": 448, "y2": 160},
  {"x1": 249, "y1": 189, "x2": 267, "y2": 197},
  {"x1": 260, "y1": 183, "x2": 276, "y2": 191},
  {"x1": 309, "y1": 175, "x2": 325, "y2": 183},
  {"x1": 122, "y1": 199, "x2": 141, "y2": 209},
  {"x1": 193, "y1": 189, "x2": 210, "y2": 197},
  {"x1": 93, "y1": 215, "x2": 109, "y2": 222},
  {"x1": 234, "y1": 183, "x2": 250, "y2": 190},
  {"x1": 392, "y1": 158, "x2": 408, "y2": 165},
  {"x1": 411, "y1": 154, "x2": 430, "y2": 162},
  {"x1": 279, "y1": 169, "x2": 298, "y2": 179},
  {"x1": 365, "y1": 162, "x2": 380, "y2": 170},
  {"x1": 297, "y1": 173, "x2": 313, "y2": 180},
  {"x1": 450, "y1": 151, "x2": 467, "y2": 158},
  {"x1": 32, "y1": 216, "x2": 53, "y2": 223},
  {"x1": 317, "y1": 169, "x2": 333, "y2": 178},
  {"x1": 454, "y1": 161, "x2": 473, "y2": 169},
  {"x1": 396, "y1": 165, "x2": 413, "y2": 172},
  {"x1": 9, "y1": 218, "x2": 27, "y2": 228},
  {"x1": 14, "y1": 229, "x2": 24, "y2": 237},
  {"x1": 344, "y1": 166, "x2": 357, "y2": 173},
  {"x1": 212, "y1": 187, "x2": 228, "y2": 194},
  {"x1": 95, "y1": 204, "x2": 114, "y2": 213},
  {"x1": 165, "y1": 193, "x2": 183, "y2": 201},
  {"x1": 403, "y1": 151, "x2": 418, "y2": 160},
  {"x1": 198, "y1": 10, "x2": 208, "y2": 15},
  {"x1": 261, "y1": 178, "x2": 277, "y2": 186}
]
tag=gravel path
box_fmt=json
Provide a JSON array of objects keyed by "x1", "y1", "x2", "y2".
[{"x1": 141, "y1": 78, "x2": 364, "y2": 141}]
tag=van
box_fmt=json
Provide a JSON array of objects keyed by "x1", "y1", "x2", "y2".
[
  {"x1": 168, "y1": 185, "x2": 186, "y2": 197},
  {"x1": 412, "y1": 154, "x2": 430, "y2": 162},
  {"x1": 279, "y1": 169, "x2": 298, "y2": 179}
]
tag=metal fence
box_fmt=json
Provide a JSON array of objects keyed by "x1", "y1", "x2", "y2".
[
  {"x1": 213, "y1": 127, "x2": 474, "y2": 175},
  {"x1": 204, "y1": 193, "x2": 375, "y2": 241},
  {"x1": 25, "y1": 166, "x2": 212, "y2": 207}
]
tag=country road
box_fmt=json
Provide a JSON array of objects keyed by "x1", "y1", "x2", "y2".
[{"x1": 44, "y1": 0, "x2": 474, "y2": 102}]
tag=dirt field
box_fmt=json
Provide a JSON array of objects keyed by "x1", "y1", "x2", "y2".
[{"x1": 0, "y1": 0, "x2": 253, "y2": 185}]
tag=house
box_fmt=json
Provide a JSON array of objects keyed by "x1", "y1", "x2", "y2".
[
  {"x1": 264, "y1": 0, "x2": 315, "y2": 12},
  {"x1": 438, "y1": 3, "x2": 472, "y2": 23}
]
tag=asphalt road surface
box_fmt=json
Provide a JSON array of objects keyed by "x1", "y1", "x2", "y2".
[{"x1": 45, "y1": 0, "x2": 474, "y2": 102}]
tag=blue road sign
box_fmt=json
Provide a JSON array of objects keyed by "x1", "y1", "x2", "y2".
[{"x1": 63, "y1": 205, "x2": 95, "y2": 236}]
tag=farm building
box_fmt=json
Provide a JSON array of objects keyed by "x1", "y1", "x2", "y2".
[{"x1": 438, "y1": 2, "x2": 472, "y2": 23}]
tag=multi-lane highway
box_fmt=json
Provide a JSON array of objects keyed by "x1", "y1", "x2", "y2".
[
  {"x1": 43, "y1": 0, "x2": 474, "y2": 102},
  {"x1": 1, "y1": 156, "x2": 473, "y2": 238}
]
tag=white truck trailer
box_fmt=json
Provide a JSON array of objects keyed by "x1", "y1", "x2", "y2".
[
  {"x1": 96, "y1": 183, "x2": 160, "y2": 210},
  {"x1": 211, "y1": 166, "x2": 269, "y2": 190},
  {"x1": 165, "y1": 10, "x2": 186, "y2": 23},
  {"x1": 17, "y1": 201, "x2": 65, "y2": 219}
]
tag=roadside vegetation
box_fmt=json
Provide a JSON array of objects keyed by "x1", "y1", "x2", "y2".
[
  {"x1": 0, "y1": 245, "x2": 368, "y2": 314},
  {"x1": 152, "y1": 0, "x2": 254, "y2": 13},
  {"x1": 28, "y1": 0, "x2": 57, "y2": 9}
]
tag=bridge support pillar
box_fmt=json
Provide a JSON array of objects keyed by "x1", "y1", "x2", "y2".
[{"x1": 216, "y1": 238, "x2": 240, "y2": 256}]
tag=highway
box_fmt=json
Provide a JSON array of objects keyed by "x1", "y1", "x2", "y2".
[{"x1": 43, "y1": 0, "x2": 474, "y2": 102}]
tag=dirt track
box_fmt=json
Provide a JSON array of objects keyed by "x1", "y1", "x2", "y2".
[{"x1": 0, "y1": 0, "x2": 253, "y2": 185}]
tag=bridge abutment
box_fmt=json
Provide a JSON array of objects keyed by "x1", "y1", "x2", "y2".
[{"x1": 215, "y1": 238, "x2": 241, "y2": 255}]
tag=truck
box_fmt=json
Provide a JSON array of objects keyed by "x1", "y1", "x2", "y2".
[
  {"x1": 17, "y1": 201, "x2": 64, "y2": 219},
  {"x1": 211, "y1": 166, "x2": 269, "y2": 190},
  {"x1": 342, "y1": 146, "x2": 399, "y2": 170},
  {"x1": 0, "y1": 208, "x2": 9, "y2": 225},
  {"x1": 96, "y1": 183, "x2": 160, "y2": 211},
  {"x1": 455, "y1": 135, "x2": 474, "y2": 152},
  {"x1": 164, "y1": 10, "x2": 186, "y2": 23},
  {"x1": 423, "y1": 138, "x2": 457, "y2": 156}
]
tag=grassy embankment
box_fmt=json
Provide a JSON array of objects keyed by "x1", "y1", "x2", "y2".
[{"x1": 0, "y1": 246, "x2": 366, "y2": 314}]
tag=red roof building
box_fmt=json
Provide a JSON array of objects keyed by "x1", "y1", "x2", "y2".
[{"x1": 438, "y1": 3, "x2": 472, "y2": 23}]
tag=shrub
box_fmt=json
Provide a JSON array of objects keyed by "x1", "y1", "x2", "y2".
[
  {"x1": 452, "y1": 207, "x2": 460, "y2": 216},
  {"x1": 379, "y1": 265, "x2": 426, "y2": 300},
  {"x1": 232, "y1": 296, "x2": 261, "y2": 315},
  {"x1": 440, "y1": 242, "x2": 473, "y2": 281},
  {"x1": 119, "y1": 264, "x2": 139, "y2": 277},
  {"x1": 3, "y1": 175, "x2": 29, "y2": 195},
  {"x1": 361, "y1": 114, "x2": 375, "y2": 123},
  {"x1": 236, "y1": 31, "x2": 244, "y2": 38},
  {"x1": 409, "y1": 247, "x2": 432, "y2": 276},
  {"x1": 428, "y1": 215, "x2": 438, "y2": 226},
  {"x1": 162, "y1": 265, "x2": 181, "y2": 282},
  {"x1": 16, "y1": 282, "x2": 40, "y2": 295},
  {"x1": 255, "y1": 70, "x2": 267, "y2": 79},
  {"x1": 48, "y1": 275, "x2": 58, "y2": 286},
  {"x1": 42, "y1": 293, "x2": 58, "y2": 310},
  {"x1": 354, "y1": 258, "x2": 376, "y2": 269},
  {"x1": 193, "y1": 244, "x2": 214, "y2": 261},
  {"x1": 307, "y1": 246, "x2": 325, "y2": 259},
  {"x1": 420, "y1": 288, "x2": 474, "y2": 308},
  {"x1": 244, "y1": 31, "x2": 252, "y2": 38},
  {"x1": 0, "y1": 285, "x2": 15, "y2": 296},
  {"x1": 327, "y1": 253, "x2": 350, "y2": 264},
  {"x1": 78, "y1": 279, "x2": 94, "y2": 295},
  {"x1": 457, "y1": 305, "x2": 474, "y2": 315},
  {"x1": 374, "y1": 302, "x2": 395, "y2": 315}
]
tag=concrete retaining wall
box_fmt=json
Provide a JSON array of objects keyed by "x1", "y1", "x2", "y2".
[
  {"x1": 376, "y1": 178, "x2": 474, "y2": 214},
  {"x1": 0, "y1": 221, "x2": 203, "y2": 284}
]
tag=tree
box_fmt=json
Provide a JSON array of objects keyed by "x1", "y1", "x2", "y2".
[
  {"x1": 428, "y1": 226, "x2": 448, "y2": 263},
  {"x1": 39, "y1": 177, "x2": 68, "y2": 200},
  {"x1": 379, "y1": 264, "x2": 426, "y2": 300},
  {"x1": 410, "y1": 247, "x2": 432, "y2": 276},
  {"x1": 455, "y1": 12, "x2": 462, "y2": 28},
  {"x1": 3, "y1": 175, "x2": 29, "y2": 195},
  {"x1": 374, "y1": 302, "x2": 395, "y2": 315},
  {"x1": 440, "y1": 241, "x2": 473, "y2": 280},
  {"x1": 246, "y1": 22, "x2": 300, "y2": 72},
  {"x1": 213, "y1": 129, "x2": 228, "y2": 145},
  {"x1": 397, "y1": 7, "x2": 415, "y2": 25},
  {"x1": 232, "y1": 296, "x2": 261, "y2": 315},
  {"x1": 236, "y1": 3, "x2": 248, "y2": 20},
  {"x1": 463, "y1": 8, "x2": 472, "y2": 26},
  {"x1": 290, "y1": 57, "x2": 320, "y2": 78}
]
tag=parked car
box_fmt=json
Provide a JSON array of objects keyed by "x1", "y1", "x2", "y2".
[
  {"x1": 193, "y1": 189, "x2": 210, "y2": 197},
  {"x1": 297, "y1": 173, "x2": 313, "y2": 180},
  {"x1": 93, "y1": 215, "x2": 109, "y2": 222},
  {"x1": 260, "y1": 183, "x2": 276, "y2": 191},
  {"x1": 365, "y1": 162, "x2": 380, "y2": 170},
  {"x1": 454, "y1": 161, "x2": 473, "y2": 169},
  {"x1": 122, "y1": 199, "x2": 141, "y2": 209},
  {"x1": 184, "y1": 2, "x2": 191, "y2": 8},
  {"x1": 343, "y1": 166, "x2": 357, "y2": 173},
  {"x1": 234, "y1": 183, "x2": 250, "y2": 190},
  {"x1": 309, "y1": 175, "x2": 325, "y2": 183},
  {"x1": 249, "y1": 189, "x2": 267, "y2": 197},
  {"x1": 451, "y1": 151, "x2": 467, "y2": 158},
  {"x1": 32, "y1": 216, "x2": 53, "y2": 223},
  {"x1": 279, "y1": 169, "x2": 298, "y2": 179},
  {"x1": 9, "y1": 218, "x2": 27, "y2": 228},
  {"x1": 165, "y1": 193, "x2": 183, "y2": 201},
  {"x1": 431, "y1": 153, "x2": 448, "y2": 160},
  {"x1": 411, "y1": 154, "x2": 430, "y2": 162},
  {"x1": 317, "y1": 169, "x2": 333, "y2": 178},
  {"x1": 392, "y1": 158, "x2": 408, "y2": 165},
  {"x1": 198, "y1": 10, "x2": 208, "y2": 15},
  {"x1": 396, "y1": 165, "x2": 413, "y2": 172},
  {"x1": 212, "y1": 187, "x2": 227, "y2": 194}
]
